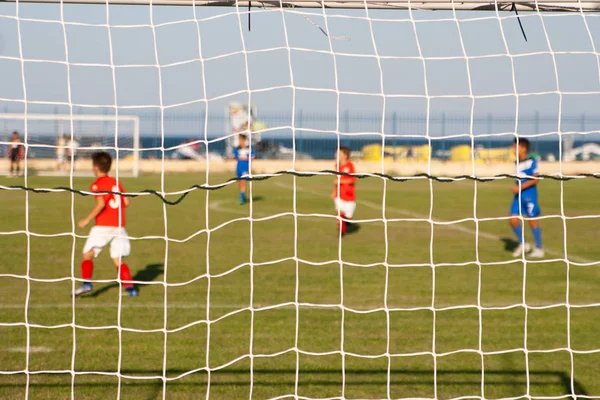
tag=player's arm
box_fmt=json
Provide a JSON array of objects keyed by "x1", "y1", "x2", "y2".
[
  {"x1": 333, "y1": 175, "x2": 355, "y2": 185},
  {"x1": 78, "y1": 196, "x2": 105, "y2": 229},
  {"x1": 339, "y1": 176, "x2": 355, "y2": 185},
  {"x1": 337, "y1": 164, "x2": 356, "y2": 185},
  {"x1": 119, "y1": 184, "x2": 130, "y2": 207},
  {"x1": 512, "y1": 174, "x2": 539, "y2": 193}
]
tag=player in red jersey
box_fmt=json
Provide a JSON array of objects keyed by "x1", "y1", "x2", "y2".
[
  {"x1": 331, "y1": 146, "x2": 356, "y2": 236},
  {"x1": 74, "y1": 151, "x2": 137, "y2": 297}
]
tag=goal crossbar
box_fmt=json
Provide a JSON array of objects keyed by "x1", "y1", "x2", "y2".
[{"x1": 0, "y1": 0, "x2": 597, "y2": 11}]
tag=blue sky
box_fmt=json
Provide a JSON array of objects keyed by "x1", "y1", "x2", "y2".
[{"x1": 1, "y1": 3, "x2": 600, "y2": 138}]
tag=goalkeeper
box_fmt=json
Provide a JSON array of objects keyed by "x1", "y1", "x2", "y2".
[{"x1": 510, "y1": 137, "x2": 544, "y2": 258}]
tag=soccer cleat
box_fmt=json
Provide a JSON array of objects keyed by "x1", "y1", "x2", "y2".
[
  {"x1": 125, "y1": 287, "x2": 138, "y2": 297},
  {"x1": 512, "y1": 242, "x2": 531, "y2": 257},
  {"x1": 529, "y1": 248, "x2": 545, "y2": 259},
  {"x1": 74, "y1": 283, "x2": 93, "y2": 297}
]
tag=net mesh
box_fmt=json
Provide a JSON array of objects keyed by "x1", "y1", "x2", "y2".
[{"x1": 0, "y1": 2, "x2": 599, "y2": 400}]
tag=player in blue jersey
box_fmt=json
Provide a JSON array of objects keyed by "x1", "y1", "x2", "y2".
[
  {"x1": 231, "y1": 134, "x2": 255, "y2": 205},
  {"x1": 510, "y1": 137, "x2": 544, "y2": 258}
]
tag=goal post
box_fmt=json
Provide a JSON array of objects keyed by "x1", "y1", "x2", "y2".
[{"x1": 0, "y1": 113, "x2": 140, "y2": 177}]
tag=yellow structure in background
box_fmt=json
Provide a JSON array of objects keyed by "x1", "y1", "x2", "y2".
[
  {"x1": 450, "y1": 145, "x2": 515, "y2": 163},
  {"x1": 362, "y1": 144, "x2": 431, "y2": 162},
  {"x1": 362, "y1": 144, "x2": 515, "y2": 163}
]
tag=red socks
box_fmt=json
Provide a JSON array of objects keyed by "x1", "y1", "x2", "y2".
[
  {"x1": 81, "y1": 260, "x2": 133, "y2": 287},
  {"x1": 118, "y1": 263, "x2": 133, "y2": 288},
  {"x1": 81, "y1": 260, "x2": 93, "y2": 281}
]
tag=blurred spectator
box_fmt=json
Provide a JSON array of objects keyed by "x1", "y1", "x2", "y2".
[
  {"x1": 56, "y1": 134, "x2": 67, "y2": 171},
  {"x1": 8, "y1": 131, "x2": 23, "y2": 177}
]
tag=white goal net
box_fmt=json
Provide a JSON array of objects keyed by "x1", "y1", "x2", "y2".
[{"x1": 1, "y1": 1, "x2": 599, "y2": 400}]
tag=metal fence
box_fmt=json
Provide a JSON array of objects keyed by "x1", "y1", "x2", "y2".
[
  {"x1": 2, "y1": 108, "x2": 599, "y2": 160},
  {"x1": 134, "y1": 111, "x2": 600, "y2": 159}
]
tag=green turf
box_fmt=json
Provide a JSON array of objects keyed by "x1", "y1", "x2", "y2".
[{"x1": 1, "y1": 173, "x2": 599, "y2": 399}]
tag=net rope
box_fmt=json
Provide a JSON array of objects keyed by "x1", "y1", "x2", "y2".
[{"x1": 0, "y1": 1, "x2": 600, "y2": 400}]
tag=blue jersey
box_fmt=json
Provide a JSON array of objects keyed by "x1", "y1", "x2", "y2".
[
  {"x1": 511, "y1": 156, "x2": 540, "y2": 217},
  {"x1": 233, "y1": 146, "x2": 254, "y2": 177},
  {"x1": 515, "y1": 157, "x2": 538, "y2": 195}
]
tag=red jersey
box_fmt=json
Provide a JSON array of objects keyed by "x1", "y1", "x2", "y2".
[
  {"x1": 90, "y1": 176, "x2": 126, "y2": 227},
  {"x1": 335, "y1": 161, "x2": 356, "y2": 201}
]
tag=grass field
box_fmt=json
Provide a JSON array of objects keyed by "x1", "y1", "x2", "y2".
[{"x1": 1, "y1": 172, "x2": 600, "y2": 399}]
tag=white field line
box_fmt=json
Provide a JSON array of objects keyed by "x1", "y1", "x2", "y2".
[
  {"x1": 5, "y1": 346, "x2": 53, "y2": 353},
  {"x1": 209, "y1": 199, "x2": 254, "y2": 216},
  {"x1": 273, "y1": 182, "x2": 594, "y2": 264}
]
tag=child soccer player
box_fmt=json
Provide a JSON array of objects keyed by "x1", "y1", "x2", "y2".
[
  {"x1": 56, "y1": 134, "x2": 67, "y2": 172},
  {"x1": 75, "y1": 151, "x2": 137, "y2": 297},
  {"x1": 8, "y1": 131, "x2": 22, "y2": 178},
  {"x1": 510, "y1": 137, "x2": 544, "y2": 258},
  {"x1": 331, "y1": 146, "x2": 356, "y2": 236},
  {"x1": 231, "y1": 134, "x2": 254, "y2": 205}
]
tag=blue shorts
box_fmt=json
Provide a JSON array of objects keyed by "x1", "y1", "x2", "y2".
[
  {"x1": 236, "y1": 167, "x2": 249, "y2": 178},
  {"x1": 510, "y1": 195, "x2": 540, "y2": 217}
]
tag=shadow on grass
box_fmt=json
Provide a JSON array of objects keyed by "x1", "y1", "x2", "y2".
[
  {"x1": 345, "y1": 222, "x2": 361, "y2": 235},
  {"x1": 501, "y1": 237, "x2": 520, "y2": 252},
  {"x1": 0, "y1": 369, "x2": 588, "y2": 395},
  {"x1": 89, "y1": 263, "x2": 164, "y2": 298}
]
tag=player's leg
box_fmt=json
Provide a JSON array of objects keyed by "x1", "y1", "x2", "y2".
[
  {"x1": 342, "y1": 201, "x2": 357, "y2": 234},
  {"x1": 75, "y1": 227, "x2": 109, "y2": 296},
  {"x1": 509, "y1": 197, "x2": 530, "y2": 257},
  {"x1": 509, "y1": 197, "x2": 524, "y2": 243},
  {"x1": 238, "y1": 179, "x2": 247, "y2": 204},
  {"x1": 334, "y1": 198, "x2": 346, "y2": 235},
  {"x1": 75, "y1": 250, "x2": 97, "y2": 297},
  {"x1": 525, "y1": 200, "x2": 544, "y2": 258},
  {"x1": 15, "y1": 160, "x2": 20, "y2": 176},
  {"x1": 236, "y1": 165, "x2": 249, "y2": 205},
  {"x1": 110, "y1": 230, "x2": 137, "y2": 297}
]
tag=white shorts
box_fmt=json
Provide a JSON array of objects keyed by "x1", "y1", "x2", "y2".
[
  {"x1": 83, "y1": 226, "x2": 131, "y2": 259},
  {"x1": 57, "y1": 154, "x2": 65, "y2": 163},
  {"x1": 334, "y1": 199, "x2": 356, "y2": 219}
]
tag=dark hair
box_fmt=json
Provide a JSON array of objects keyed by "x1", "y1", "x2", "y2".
[
  {"x1": 514, "y1": 137, "x2": 530, "y2": 151},
  {"x1": 12, "y1": 131, "x2": 18, "y2": 137},
  {"x1": 239, "y1": 134, "x2": 248, "y2": 141},
  {"x1": 91, "y1": 151, "x2": 112, "y2": 173},
  {"x1": 339, "y1": 146, "x2": 351, "y2": 158}
]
